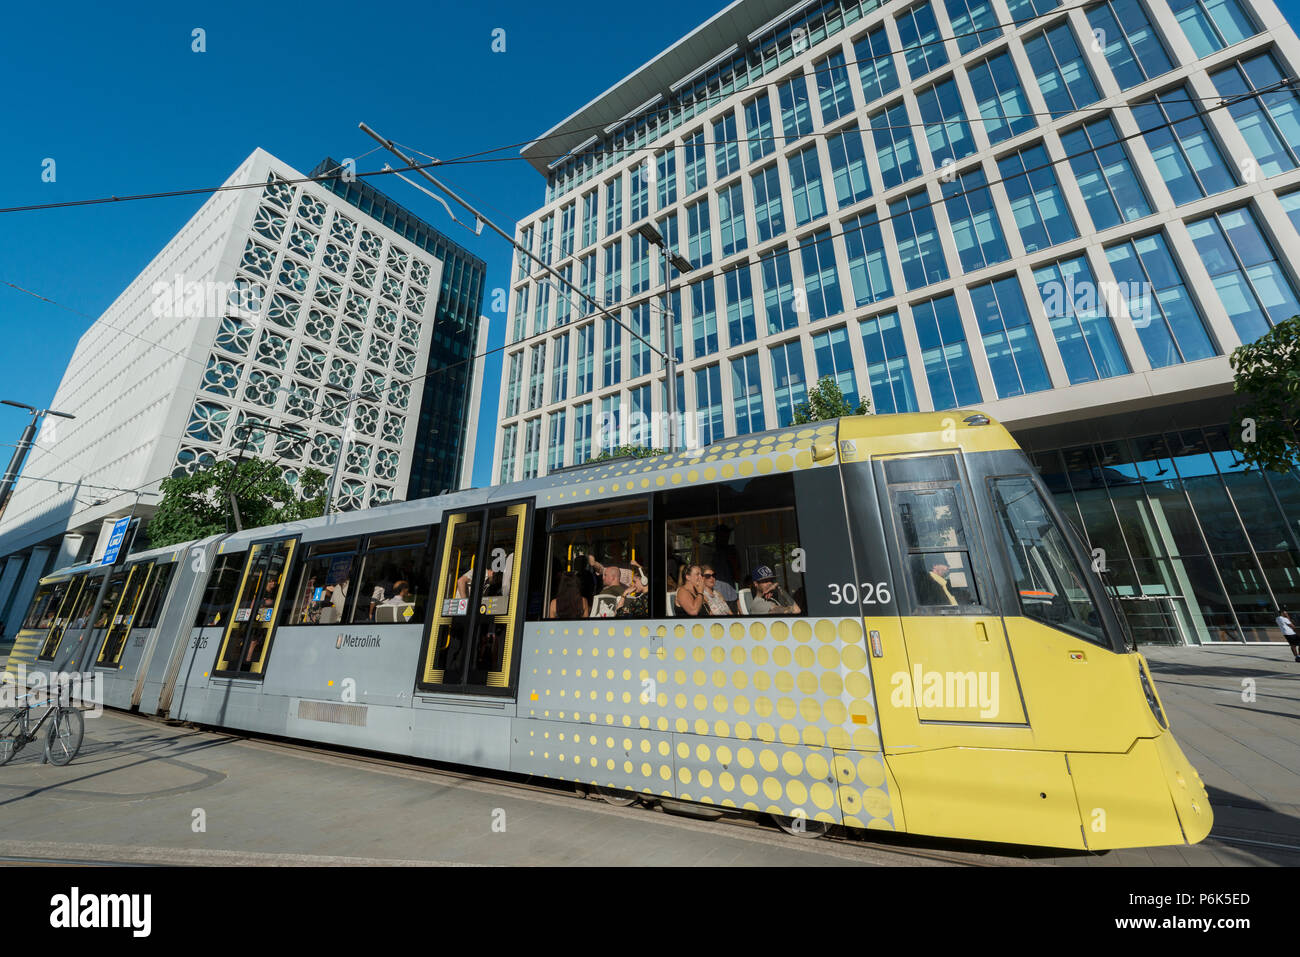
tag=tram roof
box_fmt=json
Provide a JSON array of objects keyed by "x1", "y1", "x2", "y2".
[{"x1": 39, "y1": 412, "x2": 1015, "y2": 581}]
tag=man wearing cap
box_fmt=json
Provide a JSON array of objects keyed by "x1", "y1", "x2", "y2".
[{"x1": 749, "y1": 565, "x2": 801, "y2": 615}]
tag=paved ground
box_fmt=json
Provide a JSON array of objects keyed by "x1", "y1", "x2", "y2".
[{"x1": 0, "y1": 643, "x2": 1295, "y2": 866}]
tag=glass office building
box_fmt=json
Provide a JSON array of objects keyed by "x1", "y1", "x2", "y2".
[{"x1": 494, "y1": 0, "x2": 1300, "y2": 643}]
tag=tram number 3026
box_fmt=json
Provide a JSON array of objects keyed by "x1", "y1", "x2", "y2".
[{"x1": 827, "y1": 582, "x2": 891, "y2": 605}]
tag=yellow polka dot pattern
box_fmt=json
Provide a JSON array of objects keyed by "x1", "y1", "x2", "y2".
[
  {"x1": 537, "y1": 424, "x2": 839, "y2": 504},
  {"x1": 515, "y1": 613, "x2": 893, "y2": 831}
]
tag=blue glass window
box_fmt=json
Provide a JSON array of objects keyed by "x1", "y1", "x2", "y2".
[
  {"x1": 770, "y1": 341, "x2": 808, "y2": 427},
  {"x1": 547, "y1": 410, "x2": 566, "y2": 472},
  {"x1": 576, "y1": 323, "x2": 594, "y2": 393},
  {"x1": 1279, "y1": 188, "x2": 1300, "y2": 234},
  {"x1": 967, "y1": 51, "x2": 1035, "y2": 145},
  {"x1": 861, "y1": 311, "x2": 919, "y2": 413},
  {"x1": 579, "y1": 254, "x2": 597, "y2": 316},
  {"x1": 505, "y1": 351, "x2": 522, "y2": 417},
  {"x1": 945, "y1": 0, "x2": 1000, "y2": 52},
  {"x1": 912, "y1": 293, "x2": 982, "y2": 409},
  {"x1": 1024, "y1": 23, "x2": 1099, "y2": 115},
  {"x1": 604, "y1": 178, "x2": 622, "y2": 236},
  {"x1": 581, "y1": 191, "x2": 598, "y2": 249},
  {"x1": 745, "y1": 94, "x2": 777, "y2": 163},
  {"x1": 890, "y1": 190, "x2": 949, "y2": 290},
  {"x1": 843, "y1": 211, "x2": 894, "y2": 306},
  {"x1": 603, "y1": 242, "x2": 622, "y2": 306},
  {"x1": 871, "y1": 102, "x2": 922, "y2": 189},
  {"x1": 718, "y1": 183, "x2": 748, "y2": 258},
  {"x1": 1005, "y1": 0, "x2": 1061, "y2": 15},
  {"x1": 731, "y1": 353, "x2": 766, "y2": 436},
  {"x1": 551, "y1": 335, "x2": 569, "y2": 404},
  {"x1": 1033, "y1": 256, "x2": 1130, "y2": 383},
  {"x1": 1168, "y1": 0, "x2": 1257, "y2": 57},
  {"x1": 691, "y1": 278, "x2": 719, "y2": 357},
  {"x1": 942, "y1": 167, "x2": 1009, "y2": 272},
  {"x1": 917, "y1": 77, "x2": 977, "y2": 168},
  {"x1": 1061, "y1": 115, "x2": 1152, "y2": 230},
  {"x1": 533, "y1": 281, "x2": 551, "y2": 333},
  {"x1": 574, "y1": 402, "x2": 593, "y2": 464},
  {"x1": 1086, "y1": 0, "x2": 1172, "y2": 89},
  {"x1": 694, "y1": 365, "x2": 724, "y2": 446},
  {"x1": 827, "y1": 124, "x2": 872, "y2": 207},
  {"x1": 1104, "y1": 232, "x2": 1217, "y2": 368},
  {"x1": 761, "y1": 250, "x2": 799, "y2": 333},
  {"x1": 656, "y1": 150, "x2": 677, "y2": 209},
  {"x1": 1132, "y1": 85, "x2": 1236, "y2": 204},
  {"x1": 1212, "y1": 53, "x2": 1300, "y2": 177},
  {"x1": 789, "y1": 144, "x2": 828, "y2": 226},
  {"x1": 778, "y1": 75, "x2": 815, "y2": 140},
  {"x1": 499, "y1": 424, "x2": 517, "y2": 483},
  {"x1": 559, "y1": 203, "x2": 575, "y2": 258},
  {"x1": 969, "y1": 276, "x2": 1052, "y2": 398},
  {"x1": 630, "y1": 233, "x2": 651, "y2": 295},
  {"x1": 812, "y1": 325, "x2": 861, "y2": 408},
  {"x1": 897, "y1": 3, "x2": 949, "y2": 79},
  {"x1": 687, "y1": 198, "x2": 713, "y2": 268},
  {"x1": 997, "y1": 143, "x2": 1077, "y2": 252},
  {"x1": 714, "y1": 112, "x2": 741, "y2": 179},
  {"x1": 684, "y1": 129, "x2": 708, "y2": 195},
  {"x1": 725, "y1": 268, "x2": 757, "y2": 347},
  {"x1": 751, "y1": 164, "x2": 786, "y2": 241},
  {"x1": 554, "y1": 264, "x2": 573, "y2": 326},
  {"x1": 800, "y1": 229, "x2": 844, "y2": 322},
  {"x1": 630, "y1": 301, "x2": 653, "y2": 378},
  {"x1": 816, "y1": 51, "x2": 856, "y2": 123},
  {"x1": 1186, "y1": 206, "x2": 1300, "y2": 343},
  {"x1": 602, "y1": 317, "x2": 622, "y2": 388},
  {"x1": 853, "y1": 26, "x2": 900, "y2": 105}
]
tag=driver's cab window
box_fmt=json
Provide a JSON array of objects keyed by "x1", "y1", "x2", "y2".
[{"x1": 885, "y1": 456, "x2": 984, "y2": 614}]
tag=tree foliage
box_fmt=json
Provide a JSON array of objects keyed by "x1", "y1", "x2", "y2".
[
  {"x1": 594, "y1": 444, "x2": 668, "y2": 461},
  {"x1": 792, "y1": 375, "x2": 869, "y2": 424},
  {"x1": 1229, "y1": 315, "x2": 1300, "y2": 473},
  {"x1": 146, "y1": 459, "x2": 329, "y2": 548}
]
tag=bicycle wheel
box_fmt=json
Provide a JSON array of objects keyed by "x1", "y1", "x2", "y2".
[
  {"x1": 44, "y1": 708, "x2": 83, "y2": 766},
  {"x1": 0, "y1": 709, "x2": 24, "y2": 766}
]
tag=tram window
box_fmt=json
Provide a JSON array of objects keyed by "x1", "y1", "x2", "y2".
[
  {"x1": 660, "y1": 476, "x2": 804, "y2": 617},
  {"x1": 889, "y1": 480, "x2": 982, "y2": 612},
  {"x1": 544, "y1": 500, "x2": 650, "y2": 620},
  {"x1": 93, "y1": 573, "x2": 129, "y2": 629},
  {"x1": 136, "y1": 564, "x2": 176, "y2": 629},
  {"x1": 194, "y1": 553, "x2": 246, "y2": 627},
  {"x1": 351, "y1": 527, "x2": 436, "y2": 625},
  {"x1": 68, "y1": 576, "x2": 103, "y2": 629},
  {"x1": 23, "y1": 582, "x2": 59, "y2": 630},
  {"x1": 990, "y1": 476, "x2": 1105, "y2": 644},
  {"x1": 283, "y1": 538, "x2": 361, "y2": 625}
]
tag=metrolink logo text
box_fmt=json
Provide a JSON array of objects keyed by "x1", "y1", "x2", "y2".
[{"x1": 889, "y1": 664, "x2": 1000, "y2": 718}]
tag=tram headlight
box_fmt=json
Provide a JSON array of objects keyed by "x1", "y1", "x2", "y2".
[{"x1": 1137, "y1": 661, "x2": 1167, "y2": 729}]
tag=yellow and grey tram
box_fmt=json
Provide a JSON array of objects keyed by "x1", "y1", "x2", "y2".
[{"x1": 5, "y1": 413, "x2": 1211, "y2": 850}]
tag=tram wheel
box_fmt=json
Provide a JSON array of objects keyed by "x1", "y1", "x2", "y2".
[
  {"x1": 772, "y1": 813, "x2": 831, "y2": 838},
  {"x1": 594, "y1": 786, "x2": 639, "y2": 807}
]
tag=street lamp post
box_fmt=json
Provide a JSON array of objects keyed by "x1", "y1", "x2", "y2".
[
  {"x1": 634, "y1": 223, "x2": 694, "y2": 453},
  {"x1": 0, "y1": 400, "x2": 76, "y2": 521}
]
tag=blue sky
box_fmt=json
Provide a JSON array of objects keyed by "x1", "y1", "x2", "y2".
[
  {"x1": 0, "y1": 0, "x2": 712, "y2": 489},
  {"x1": 2, "y1": 0, "x2": 1299, "y2": 491}
]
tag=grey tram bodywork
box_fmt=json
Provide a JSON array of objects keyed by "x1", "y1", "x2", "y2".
[{"x1": 12, "y1": 421, "x2": 917, "y2": 830}]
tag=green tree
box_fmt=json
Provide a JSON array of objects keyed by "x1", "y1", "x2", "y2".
[
  {"x1": 792, "y1": 375, "x2": 869, "y2": 424},
  {"x1": 1229, "y1": 315, "x2": 1300, "y2": 473},
  {"x1": 594, "y1": 444, "x2": 668, "y2": 461},
  {"x1": 146, "y1": 459, "x2": 329, "y2": 548}
]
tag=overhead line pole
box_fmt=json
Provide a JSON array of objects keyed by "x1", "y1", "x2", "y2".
[{"x1": 358, "y1": 123, "x2": 686, "y2": 452}]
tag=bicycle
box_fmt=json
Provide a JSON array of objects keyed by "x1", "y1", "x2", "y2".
[{"x1": 0, "y1": 688, "x2": 84, "y2": 766}]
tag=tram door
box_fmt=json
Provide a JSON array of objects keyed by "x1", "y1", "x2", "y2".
[
  {"x1": 420, "y1": 502, "x2": 529, "y2": 693},
  {"x1": 96, "y1": 562, "x2": 153, "y2": 667},
  {"x1": 213, "y1": 539, "x2": 296, "y2": 677},
  {"x1": 877, "y1": 453, "x2": 1026, "y2": 724},
  {"x1": 38, "y1": 576, "x2": 84, "y2": 660}
]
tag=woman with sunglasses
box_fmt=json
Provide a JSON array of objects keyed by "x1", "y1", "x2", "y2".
[{"x1": 700, "y1": 565, "x2": 732, "y2": 616}]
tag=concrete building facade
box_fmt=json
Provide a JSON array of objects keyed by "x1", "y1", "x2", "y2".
[{"x1": 0, "y1": 148, "x2": 485, "y2": 640}]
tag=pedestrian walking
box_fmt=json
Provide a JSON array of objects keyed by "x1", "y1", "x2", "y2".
[{"x1": 1277, "y1": 609, "x2": 1299, "y2": 661}]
